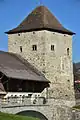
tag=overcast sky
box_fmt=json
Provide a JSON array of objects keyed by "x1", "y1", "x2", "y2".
[{"x1": 0, "y1": 0, "x2": 80, "y2": 62}]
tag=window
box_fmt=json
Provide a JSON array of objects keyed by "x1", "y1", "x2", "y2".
[
  {"x1": 51, "y1": 45, "x2": 54, "y2": 51},
  {"x1": 68, "y1": 80, "x2": 70, "y2": 82},
  {"x1": 67, "y1": 48, "x2": 69, "y2": 55},
  {"x1": 20, "y1": 46, "x2": 22, "y2": 52},
  {"x1": 32, "y1": 45, "x2": 37, "y2": 51},
  {"x1": 33, "y1": 31, "x2": 35, "y2": 34},
  {"x1": 18, "y1": 33, "x2": 20, "y2": 36}
]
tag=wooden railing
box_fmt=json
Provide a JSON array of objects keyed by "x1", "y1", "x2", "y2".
[{"x1": 0, "y1": 96, "x2": 48, "y2": 107}]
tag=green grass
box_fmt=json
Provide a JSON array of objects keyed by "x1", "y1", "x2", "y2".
[
  {"x1": 0, "y1": 112, "x2": 39, "y2": 120},
  {"x1": 73, "y1": 105, "x2": 80, "y2": 110}
]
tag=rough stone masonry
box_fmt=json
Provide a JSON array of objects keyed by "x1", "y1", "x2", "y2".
[
  {"x1": 4, "y1": 5, "x2": 77, "y2": 120},
  {"x1": 8, "y1": 30, "x2": 75, "y2": 102}
]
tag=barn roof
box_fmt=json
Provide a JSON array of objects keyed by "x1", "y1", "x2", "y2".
[
  {"x1": 0, "y1": 51, "x2": 49, "y2": 83},
  {"x1": 6, "y1": 6, "x2": 75, "y2": 35}
]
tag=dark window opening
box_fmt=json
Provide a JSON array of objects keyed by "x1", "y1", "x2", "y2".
[
  {"x1": 32, "y1": 45, "x2": 37, "y2": 51},
  {"x1": 68, "y1": 80, "x2": 70, "y2": 82},
  {"x1": 67, "y1": 48, "x2": 69, "y2": 55},
  {"x1": 33, "y1": 31, "x2": 35, "y2": 34},
  {"x1": 51, "y1": 45, "x2": 54, "y2": 51},
  {"x1": 20, "y1": 46, "x2": 22, "y2": 52},
  {"x1": 18, "y1": 33, "x2": 20, "y2": 36}
]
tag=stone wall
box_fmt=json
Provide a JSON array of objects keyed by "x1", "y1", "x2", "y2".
[
  {"x1": 8, "y1": 30, "x2": 75, "y2": 101},
  {"x1": 0, "y1": 102, "x2": 79, "y2": 120}
]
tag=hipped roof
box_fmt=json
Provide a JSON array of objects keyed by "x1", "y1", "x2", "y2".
[
  {"x1": 0, "y1": 51, "x2": 49, "y2": 83},
  {"x1": 6, "y1": 6, "x2": 75, "y2": 35}
]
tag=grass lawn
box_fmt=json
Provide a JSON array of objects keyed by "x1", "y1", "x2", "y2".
[
  {"x1": 0, "y1": 112, "x2": 39, "y2": 120},
  {"x1": 73, "y1": 105, "x2": 80, "y2": 110}
]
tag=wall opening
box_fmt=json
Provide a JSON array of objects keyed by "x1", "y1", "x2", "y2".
[
  {"x1": 33, "y1": 31, "x2": 35, "y2": 34},
  {"x1": 51, "y1": 45, "x2": 54, "y2": 51},
  {"x1": 18, "y1": 33, "x2": 20, "y2": 36},
  {"x1": 32, "y1": 45, "x2": 37, "y2": 51},
  {"x1": 20, "y1": 46, "x2": 22, "y2": 52},
  {"x1": 67, "y1": 48, "x2": 69, "y2": 56},
  {"x1": 17, "y1": 110, "x2": 48, "y2": 120}
]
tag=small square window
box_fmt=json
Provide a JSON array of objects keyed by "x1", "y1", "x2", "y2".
[
  {"x1": 18, "y1": 33, "x2": 20, "y2": 36},
  {"x1": 62, "y1": 63, "x2": 64, "y2": 70},
  {"x1": 68, "y1": 80, "x2": 70, "y2": 82},
  {"x1": 33, "y1": 31, "x2": 35, "y2": 34},
  {"x1": 51, "y1": 45, "x2": 54, "y2": 51},
  {"x1": 32, "y1": 45, "x2": 37, "y2": 51}
]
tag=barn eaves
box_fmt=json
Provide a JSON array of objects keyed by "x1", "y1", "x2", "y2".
[{"x1": 0, "y1": 51, "x2": 49, "y2": 83}]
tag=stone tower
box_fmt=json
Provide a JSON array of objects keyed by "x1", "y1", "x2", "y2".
[{"x1": 6, "y1": 6, "x2": 75, "y2": 104}]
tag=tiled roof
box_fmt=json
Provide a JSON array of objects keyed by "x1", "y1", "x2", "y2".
[
  {"x1": 0, "y1": 51, "x2": 49, "y2": 83},
  {"x1": 6, "y1": 6, "x2": 75, "y2": 35}
]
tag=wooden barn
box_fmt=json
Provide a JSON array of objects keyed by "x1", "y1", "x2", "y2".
[{"x1": 0, "y1": 51, "x2": 50, "y2": 97}]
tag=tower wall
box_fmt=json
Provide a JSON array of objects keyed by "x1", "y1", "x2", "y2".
[{"x1": 8, "y1": 30, "x2": 75, "y2": 100}]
